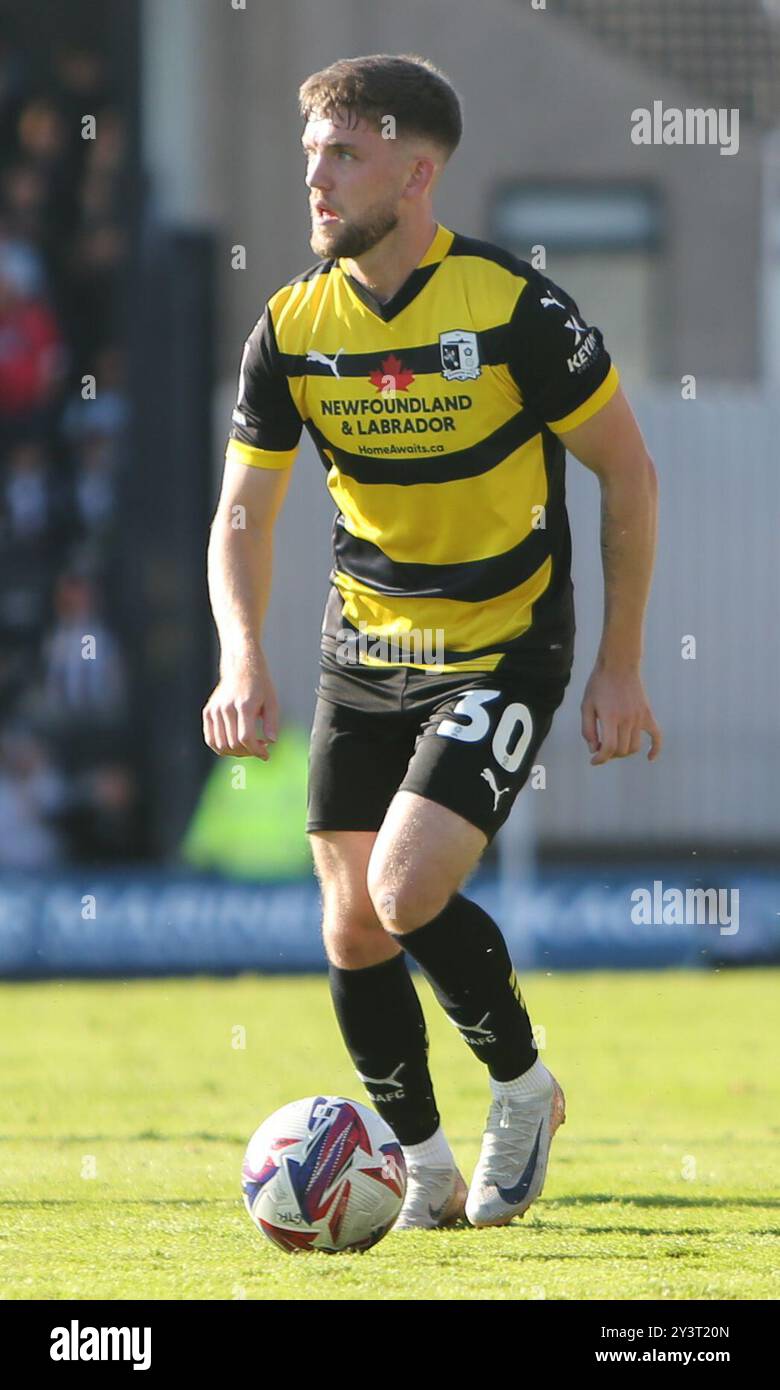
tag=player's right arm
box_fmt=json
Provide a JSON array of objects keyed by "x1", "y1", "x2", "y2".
[
  {"x1": 202, "y1": 301, "x2": 302, "y2": 760},
  {"x1": 203, "y1": 459, "x2": 291, "y2": 760}
]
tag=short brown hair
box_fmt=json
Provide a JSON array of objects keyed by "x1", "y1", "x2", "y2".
[{"x1": 298, "y1": 53, "x2": 463, "y2": 161}]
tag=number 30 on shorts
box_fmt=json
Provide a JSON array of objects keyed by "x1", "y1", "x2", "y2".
[{"x1": 435, "y1": 689, "x2": 533, "y2": 774}]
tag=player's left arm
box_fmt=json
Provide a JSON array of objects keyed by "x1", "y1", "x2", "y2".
[
  {"x1": 555, "y1": 385, "x2": 662, "y2": 766},
  {"x1": 507, "y1": 268, "x2": 662, "y2": 766}
]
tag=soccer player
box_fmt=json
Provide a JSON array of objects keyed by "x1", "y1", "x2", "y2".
[{"x1": 203, "y1": 54, "x2": 661, "y2": 1230}]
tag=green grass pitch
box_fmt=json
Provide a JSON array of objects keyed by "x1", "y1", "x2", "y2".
[{"x1": 0, "y1": 969, "x2": 778, "y2": 1300}]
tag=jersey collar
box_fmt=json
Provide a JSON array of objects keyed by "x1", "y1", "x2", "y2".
[{"x1": 337, "y1": 223, "x2": 454, "y2": 323}]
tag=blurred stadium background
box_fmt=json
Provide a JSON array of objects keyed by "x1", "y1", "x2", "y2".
[{"x1": 1, "y1": 0, "x2": 779, "y2": 976}]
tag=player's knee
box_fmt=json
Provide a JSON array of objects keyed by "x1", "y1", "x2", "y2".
[
  {"x1": 325, "y1": 935, "x2": 388, "y2": 970},
  {"x1": 366, "y1": 869, "x2": 445, "y2": 935},
  {"x1": 321, "y1": 912, "x2": 392, "y2": 969}
]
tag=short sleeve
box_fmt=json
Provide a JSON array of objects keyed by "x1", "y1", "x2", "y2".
[
  {"x1": 507, "y1": 271, "x2": 620, "y2": 433},
  {"x1": 225, "y1": 304, "x2": 303, "y2": 469}
]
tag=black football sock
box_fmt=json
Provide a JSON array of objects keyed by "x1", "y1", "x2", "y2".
[
  {"x1": 389, "y1": 893, "x2": 538, "y2": 1081},
  {"x1": 328, "y1": 953, "x2": 440, "y2": 1145}
]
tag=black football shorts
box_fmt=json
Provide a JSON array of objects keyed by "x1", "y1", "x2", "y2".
[{"x1": 306, "y1": 653, "x2": 571, "y2": 843}]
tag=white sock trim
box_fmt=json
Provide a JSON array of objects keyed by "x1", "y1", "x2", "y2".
[
  {"x1": 401, "y1": 1124, "x2": 455, "y2": 1168},
  {"x1": 489, "y1": 1057, "x2": 549, "y2": 1100}
]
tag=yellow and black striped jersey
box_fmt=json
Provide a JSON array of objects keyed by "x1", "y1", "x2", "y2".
[{"x1": 225, "y1": 222, "x2": 619, "y2": 673}]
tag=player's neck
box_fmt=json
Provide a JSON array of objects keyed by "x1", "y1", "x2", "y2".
[{"x1": 341, "y1": 218, "x2": 439, "y2": 304}]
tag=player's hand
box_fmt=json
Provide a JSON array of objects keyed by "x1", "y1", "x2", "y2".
[
  {"x1": 202, "y1": 647, "x2": 279, "y2": 761},
  {"x1": 580, "y1": 665, "x2": 662, "y2": 766}
]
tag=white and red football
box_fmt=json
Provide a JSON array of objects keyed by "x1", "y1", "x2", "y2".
[{"x1": 242, "y1": 1095, "x2": 406, "y2": 1254}]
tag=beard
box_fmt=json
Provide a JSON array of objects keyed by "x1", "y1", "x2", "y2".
[{"x1": 310, "y1": 201, "x2": 400, "y2": 261}]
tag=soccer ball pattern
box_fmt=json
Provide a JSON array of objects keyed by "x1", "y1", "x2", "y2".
[{"x1": 242, "y1": 1095, "x2": 407, "y2": 1253}]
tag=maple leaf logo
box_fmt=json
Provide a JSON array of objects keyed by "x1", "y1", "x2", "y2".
[{"x1": 368, "y1": 353, "x2": 415, "y2": 392}]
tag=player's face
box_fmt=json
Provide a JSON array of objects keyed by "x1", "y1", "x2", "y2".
[{"x1": 303, "y1": 112, "x2": 413, "y2": 259}]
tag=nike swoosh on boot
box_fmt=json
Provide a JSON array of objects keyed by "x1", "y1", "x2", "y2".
[
  {"x1": 428, "y1": 1196, "x2": 450, "y2": 1221},
  {"x1": 495, "y1": 1119, "x2": 543, "y2": 1204}
]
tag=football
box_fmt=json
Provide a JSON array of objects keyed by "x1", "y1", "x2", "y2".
[{"x1": 242, "y1": 1095, "x2": 407, "y2": 1253}]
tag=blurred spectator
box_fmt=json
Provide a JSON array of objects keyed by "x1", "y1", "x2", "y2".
[
  {"x1": 63, "y1": 343, "x2": 128, "y2": 440},
  {"x1": 2, "y1": 438, "x2": 68, "y2": 544},
  {"x1": 73, "y1": 429, "x2": 118, "y2": 537},
  {"x1": 0, "y1": 236, "x2": 66, "y2": 442},
  {"x1": 0, "y1": 441, "x2": 65, "y2": 685},
  {"x1": 55, "y1": 761, "x2": 140, "y2": 862},
  {"x1": 0, "y1": 725, "x2": 67, "y2": 868},
  {"x1": 51, "y1": 45, "x2": 112, "y2": 130},
  {"x1": 0, "y1": 162, "x2": 49, "y2": 248},
  {"x1": 65, "y1": 215, "x2": 125, "y2": 363},
  {"x1": 86, "y1": 106, "x2": 125, "y2": 179},
  {"x1": 36, "y1": 571, "x2": 127, "y2": 727},
  {"x1": 16, "y1": 96, "x2": 79, "y2": 239}
]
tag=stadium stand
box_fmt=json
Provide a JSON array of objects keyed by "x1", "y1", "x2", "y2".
[{"x1": 0, "y1": 29, "x2": 140, "y2": 865}]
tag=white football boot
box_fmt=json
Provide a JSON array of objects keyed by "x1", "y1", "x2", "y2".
[
  {"x1": 466, "y1": 1064, "x2": 566, "y2": 1227},
  {"x1": 393, "y1": 1165, "x2": 468, "y2": 1231}
]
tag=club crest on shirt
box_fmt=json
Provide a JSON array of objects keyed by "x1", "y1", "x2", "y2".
[{"x1": 439, "y1": 329, "x2": 481, "y2": 381}]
